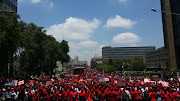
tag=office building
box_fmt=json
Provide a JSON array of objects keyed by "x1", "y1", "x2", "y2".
[
  {"x1": 0, "y1": 0, "x2": 17, "y2": 12},
  {"x1": 144, "y1": 47, "x2": 168, "y2": 71},
  {"x1": 161, "y1": 0, "x2": 180, "y2": 69},
  {"x1": 102, "y1": 46, "x2": 155, "y2": 60}
]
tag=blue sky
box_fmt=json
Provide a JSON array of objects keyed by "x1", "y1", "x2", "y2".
[{"x1": 18, "y1": 0, "x2": 164, "y2": 64}]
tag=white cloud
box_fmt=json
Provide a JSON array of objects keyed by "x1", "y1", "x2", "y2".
[
  {"x1": 96, "y1": 44, "x2": 106, "y2": 56},
  {"x1": 68, "y1": 41, "x2": 107, "y2": 65},
  {"x1": 47, "y1": 17, "x2": 100, "y2": 41},
  {"x1": 80, "y1": 41, "x2": 98, "y2": 48},
  {"x1": 112, "y1": 32, "x2": 140, "y2": 44},
  {"x1": 31, "y1": 0, "x2": 41, "y2": 3},
  {"x1": 105, "y1": 15, "x2": 136, "y2": 29},
  {"x1": 49, "y1": 2, "x2": 54, "y2": 8},
  {"x1": 119, "y1": 0, "x2": 127, "y2": 2}
]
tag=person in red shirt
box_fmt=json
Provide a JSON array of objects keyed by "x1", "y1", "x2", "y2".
[
  {"x1": 107, "y1": 87, "x2": 116, "y2": 101},
  {"x1": 87, "y1": 96, "x2": 93, "y2": 101},
  {"x1": 28, "y1": 90, "x2": 33, "y2": 101},
  {"x1": 176, "y1": 91, "x2": 180, "y2": 100},
  {"x1": 161, "y1": 90, "x2": 170, "y2": 101},
  {"x1": 33, "y1": 91, "x2": 39, "y2": 101},
  {"x1": 79, "y1": 89, "x2": 86, "y2": 101},
  {"x1": 62, "y1": 88, "x2": 70, "y2": 101},
  {"x1": 112, "y1": 88, "x2": 118, "y2": 100},
  {"x1": 134, "y1": 88, "x2": 143, "y2": 101},
  {"x1": 148, "y1": 89, "x2": 157, "y2": 101},
  {"x1": 53, "y1": 89, "x2": 57, "y2": 101},
  {"x1": 130, "y1": 88, "x2": 135, "y2": 100},
  {"x1": 70, "y1": 89, "x2": 78, "y2": 101},
  {"x1": 170, "y1": 89, "x2": 177, "y2": 101},
  {"x1": 39, "y1": 90, "x2": 46, "y2": 101}
]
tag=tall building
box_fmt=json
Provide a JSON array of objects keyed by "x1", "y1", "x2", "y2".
[
  {"x1": 0, "y1": 0, "x2": 17, "y2": 12},
  {"x1": 102, "y1": 46, "x2": 155, "y2": 60},
  {"x1": 161, "y1": 0, "x2": 180, "y2": 69}
]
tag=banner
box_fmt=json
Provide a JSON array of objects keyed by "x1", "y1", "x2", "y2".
[
  {"x1": 150, "y1": 81, "x2": 156, "y2": 85},
  {"x1": 28, "y1": 80, "x2": 35, "y2": 85},
  {"x1": 98, "y1": 77, "x2": 105, "y2": 82},
  {"x1": 4, "y1": 82, "x2": 10, "y2": 86},
  {"x1": 46, "y1": 81, "x2": 53, "y2": 86},
  {"x1": 18, "y1": 80, "x2": 24, "y2": 86},
  {"x1": 114, "y1": 80, "x2": 118, "y2": 84},
  {"x1": 13, "y1": 80, "x2": 18, "y2": 86},
  {"x1": 157, "y1": 80, "x2": 169, "y2": 87},
  {"x1": 144, "y1": 78, "x2": 151, "y2": 82},
  {"x1": 105, "y1": 78, "x2": 109, "y2": 81}
]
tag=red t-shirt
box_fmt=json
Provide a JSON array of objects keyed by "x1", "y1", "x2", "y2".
[
  {"x1": 108, "y1": 91, "x2": 116, "y2": 101},
  {"x1": 70, "y1": 91, "x2": 78, "y2": 101},
  {"x1": 149, "y1": 92, "x2": 157, "y2": 101},
  {"x1": 162, "y1": 91, "x2": 170, "y2": 101},
  {"x1": 87, "y1": 97, "x2": 93, "y2": 101},
  {"x1": 46, "y1": 93, "x2": 50, "y2": 101},
  {"x1": 101, "y1": 93, "x2": 106, "y2": 100},
  {"x1": 134, "y1": 90, "x2": 143, "y2": 100},
  {"x1": 170, "y1": 92, "x2": 177, "y2": 101},
  {"x1": 79, "y1": 92, "x2": 86, "y2": 99},
  {"x1": 62, "y1": 90, "x2": 70, "y2": 99}
]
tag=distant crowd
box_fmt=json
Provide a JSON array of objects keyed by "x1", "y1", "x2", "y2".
[{"x1": 0, "y1": 69, "x2": 180, "y2": 101}]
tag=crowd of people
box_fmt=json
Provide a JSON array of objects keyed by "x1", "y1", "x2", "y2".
[{"x1": 0, "y1": 69, "x2": 180, "y2": 101}]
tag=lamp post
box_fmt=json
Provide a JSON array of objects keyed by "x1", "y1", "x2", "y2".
[
  {"x1": 151, "y1": 8, "x2": 180, "y2": 76},
  {"x1": 151, "y1": 8, "x2": 180, "y2": 16},
  {"x1": 122, "y1": 62, "x2": 125, "y2": 79}
]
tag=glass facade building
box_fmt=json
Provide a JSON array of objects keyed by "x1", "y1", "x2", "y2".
[
  {"x1": 161, "y1": 0, "x2": 180, "y2": 69},
  {"x1": 144, "y1": 47, "x2": 168, "y2": 70},
  {"x1": 0, "y1": 0, "x2": 17, "y2": 12},
  {"x1": 102, "y1": 46, "x2": 155, "y2": 60}
]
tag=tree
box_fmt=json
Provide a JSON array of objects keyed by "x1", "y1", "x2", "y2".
[
  {"x1": 130, "y1": 57, "x2": 145, "y2": 71},
  {"x1": 58, "y1": 40, "x2": 70, "y2": 63},
  {"x1": 0, "y1": 10, "x2": 20, "y2": 77},
  {"x1": 0, "y1": 12, "x2": 71, "y2": 77},
  {"x1": 14, "y1": 22, "x2": 70, "y2": 76},
  {"x1": 0, "y1": 0, "x2": 4, "y2": 3}
]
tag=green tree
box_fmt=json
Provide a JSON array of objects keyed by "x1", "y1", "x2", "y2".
[
  {"x1": 58, "y1": 40, "x2": 70, "y2": 63},
  {"x1": 0, "y1": 10, "x2": 20, "y2": 77},
  {"x1": 0, "y1": 11, "x2": 70, "y2": 77},
  {"x1": 130, "y1": 57, "x2": 145, "y2": 71},
  {"x1": 0, "y1": 0, "x2": 4, "y2": 3}
]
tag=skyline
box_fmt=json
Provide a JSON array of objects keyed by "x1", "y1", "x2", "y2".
[{"x1": 18, "y1": 0, "x2": 164, "y2": 64}]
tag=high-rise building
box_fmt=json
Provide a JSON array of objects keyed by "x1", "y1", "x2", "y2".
[
  {"x1": 161, "y1": 0, "x2": 180, "y2": 69},
  {"x1": 102, "y1": 46, "x2": 155, "y2": 60},
  {"x1": 0, "y1": 0, "x2": 17, "y2": 12}
]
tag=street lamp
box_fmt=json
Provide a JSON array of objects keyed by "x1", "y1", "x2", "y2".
[
  {"x1": 122, "y1": 62, "x2": 125, "y2": 79},
  {"x1": 151, "y1": 8, "x2": 180, "y2": 16}
]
